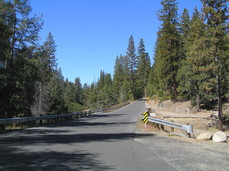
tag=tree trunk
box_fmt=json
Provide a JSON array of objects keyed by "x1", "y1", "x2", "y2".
[
  {"x1": 216, "y1": 66, "x2": 223, "y2": 131},
  {"x1": 215, "y1": 50, "x2": 223, "y2": 131},
  {"x1": 196, "y1": 93, "x2": 200, "y2": 112},
  {"x1": 173, "y1": 81, "x2": 178, "y2": 102}
]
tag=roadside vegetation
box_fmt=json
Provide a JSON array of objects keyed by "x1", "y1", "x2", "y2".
[{"x1": 0, "y1": 0, "x2": 228, "y2": 130}]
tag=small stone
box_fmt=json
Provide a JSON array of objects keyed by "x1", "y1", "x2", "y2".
[
  {"x1": 212, "y1": 131, "x2": 228, "y2": 143},
  {"x1": 149, "y1": 113, "x2": 156, "y2": 117},
  {"x1": 196, "y1": 133, "x2": 212, "y2": 141}
]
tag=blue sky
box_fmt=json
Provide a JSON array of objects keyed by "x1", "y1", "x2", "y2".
[{"x1": 30, "y1": 0, "x2": 202, "y2": 85}]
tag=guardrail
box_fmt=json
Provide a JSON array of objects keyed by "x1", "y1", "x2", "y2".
[
  {"x1": 0, "y1": 109, "x2": 102, "y2": 130},
  {"x1": 140, "y1": 114, "x2": 193, "y2": 138},
  {"x1": 0, "y1": 102, "x2": 130, "y2": 130}
]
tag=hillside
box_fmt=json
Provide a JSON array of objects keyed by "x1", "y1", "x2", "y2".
[{"x1": 145, "y1": 100, "x2": 229, "y2": 137}]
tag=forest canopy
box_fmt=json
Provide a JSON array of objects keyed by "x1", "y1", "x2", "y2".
[{"x1": 0, "y1": 0, "x2": 228, "y2": 129}]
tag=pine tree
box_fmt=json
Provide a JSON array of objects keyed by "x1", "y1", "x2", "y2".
[
  {"x1": 225, "y1": 33, "x2": 229, "y2": 99},
  {"x1": 85, "y1": 82, "x2": 98, "y2": 109},
  {"x1": 42, "y1": 32, "x2": 57, "y2": 73},
  {"x1": 63, "y1": 79, "x2": 85, "y2": 113},
  {"x1": 201, "y1": 0, "x2": 229, "y2": 130},
  {"x1": 113, "y1": 55, "x2": 124, "y2": 102},
  {"x1": 146, "y1": 66, "x2": 156, "y2": 97},
  {"x1": 47, "y1": 69, "x2": 65, "y2": 114},
  {"x1": 64, "y1": 79, "x2": 75, "y2": 106},
  {"x1": 179, "y1": 8, "x2": 191, "y2": 37},
  {"x1": 177, "y1": 8, "x2": 192, "y2": 99},
  {"x1": 102, "y1": 73, "x2": 114, "y2": 106},
  {"x1": 185, "y1": 8, "x2": 210, "y2": 111},
  {"x1": 154, "y1": 0, "x2": 181, "y2": 101},
  {"x1": 136, "y1": 38, "x2": 151, "y2": 97},
  {"x1": 98, "y1": 70, "x2": 106, "y2": 90},
  {"x1": 31, "y1": 32, "x2": 58, "y2": 116},
  {"x1": 126, "y1": 35, "x2": 139, "y2": 99},
  {"x1": 113, "y1": 54, "x2": 132, "y2": 102},
  {"x1": 9, "y1": 47, "x2": 38, "y2": 116},
  {"x1": 122, "y1": 55, "x2": 132, "y2": 101},
  {"x1": 0, "y1": 0, "x2": 42, "y2": 117},
  {"x1": 74, "y1": 77, "x2": 83, "y2": 105}
]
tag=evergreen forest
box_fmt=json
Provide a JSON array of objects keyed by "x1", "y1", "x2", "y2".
[{"x1": 0, "y1": 0, "x2": 228, "y2": 130}]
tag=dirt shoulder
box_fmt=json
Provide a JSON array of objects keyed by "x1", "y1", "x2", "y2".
[{"x1": 144, "y1": 100, "x2": 229, "y2": 141}]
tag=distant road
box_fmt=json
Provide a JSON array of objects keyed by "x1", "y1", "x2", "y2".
[{"x1": 0, "y1": 101, "x2": 228, "y2": 170}]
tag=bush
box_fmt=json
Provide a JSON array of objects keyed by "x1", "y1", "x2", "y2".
[
  {"x1": 67, "y1": 102, "x2": 85, "y2": 113},
  {"x1": 223, "y1": 110, "x2": 229, "y2": 126}
]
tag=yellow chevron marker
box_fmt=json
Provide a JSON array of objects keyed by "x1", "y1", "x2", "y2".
[
  {"x1": 141, "y1": 111, "x2": 147, "y2": 115},
  {"x1": 143, "y1": 117, "x2": 148, "y2": 124},
  {"x1": 142, "y1": 111, "x2": 149, "y2": 124}
]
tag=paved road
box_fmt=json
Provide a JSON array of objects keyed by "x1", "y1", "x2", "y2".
[{"x1": 0, "y1": 101, "x2": 228, "y2": 170}]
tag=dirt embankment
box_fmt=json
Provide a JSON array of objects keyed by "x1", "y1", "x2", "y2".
[{"x1": 145, "y1": 100, "x2": 226, "y2": 138}]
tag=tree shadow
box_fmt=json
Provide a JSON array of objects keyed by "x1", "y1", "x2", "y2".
[
  {"x1": 89, "y1": 113, "x2": 128, "y2": 118},
  {"x1": 0, "y1": 131, "x2": 153, "y2": 170},
  {"x1": 0, "y1": 132, "x2": 153, "y2": 145},
  {"x1": 0, "y1": 146, "x2": 113, "y2": 171},
  {"x1": 44, "y1": 120, "x2": 136, "y2": 128},
  {"x1": 0, "y1": 109, "x2": 153, "y2": 170}
]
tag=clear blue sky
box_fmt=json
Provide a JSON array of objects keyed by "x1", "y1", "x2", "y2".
[{"x1": 30, "y1": 0, "x2": 202, "y2": 85}]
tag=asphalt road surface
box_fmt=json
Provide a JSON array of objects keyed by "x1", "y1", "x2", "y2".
[{"x1": 0, "y1": 100, "x2": 228, "y2": 171}]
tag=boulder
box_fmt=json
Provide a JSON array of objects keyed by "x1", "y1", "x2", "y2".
[
  {"x1": 196, "y1": 133, "x2": 212, "y2": 141},
  {"x1": 212, "y1": 131, "x2": 228, "y2": 143}
]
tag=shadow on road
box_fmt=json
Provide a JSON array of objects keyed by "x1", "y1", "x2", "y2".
[
  {"x1": 0, "y1": 131, "x2": 153, "y2": 170},
  {"x1": 0, "y1": 132, "x2": 153, "y2": 145},
  {"x1": 0, "y1": 145, "x2": 113, "y2": 171},
  {"x1": 0, "y1": 107, "x2": 152, "y2": 170},
  {"x1": 89, "y1": 113, "x2": 128, "y2": 118},
  {"x1": 45, "y1": 120, "x2": 136, "y2": 128}
]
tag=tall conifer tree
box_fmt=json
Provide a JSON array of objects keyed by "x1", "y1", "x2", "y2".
[
  {"x1": 126, "y1": 35, "x2": 138, "y2": 99},
  {"x1": 0, "y1": 0, "x2": 42, "y2": 117},
  {"x1": 154, "y1": 0, "x2": 181, "y2": 101},
  {"x1": 201, "y1": 0, "x2": 229, "y2": 130},
  {"x1": 137, "y1": 38, "x2": 151, "y2": 97},
  {"x1": 185, "y1": 8, "x2": 211, "y2": 111},
  {"x1": 32, "y1": 32, "x2": 57, "y2": 116},
  {"x1": 177, "y1": 8, "x2": 192, "y2": 99},
  {"x1": 113, "y1": 55, "x2": 125, "y2": 102}
]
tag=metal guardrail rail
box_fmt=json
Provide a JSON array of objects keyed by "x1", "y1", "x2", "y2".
[
  {"x1": 0, "y1": 110, "x2": 100, "y2": 126},
  {"x1": 140, "y1": 114, "x2": 193, "y2": 137},
  {"x1": 0, "y1": 102, "x2": 130, "y2": 130}
]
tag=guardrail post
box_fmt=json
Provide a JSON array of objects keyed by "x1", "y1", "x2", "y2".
[
  {"x1": 12, "y1": 116, "x2": 16, "y2": 128},
  {"x1": 161, "y1": 124, "x2": 165, "y2": 131},
  {"x1": 40, "y1": 115, "x2": 43, "y2": 125},
  {"x1": 184, "y1": 123, "x2": 193, "y2": 138},
  {"x1": 170, "y1": 120, "x2": 175, "y2": 132},
  {"x1": 1, "y1": 125, "x2": 5, "y2": 130}
]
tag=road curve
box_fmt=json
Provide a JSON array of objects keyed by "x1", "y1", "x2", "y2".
[{"x1": 0, "y1": 100, "x2": 177, "y2": 171}]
